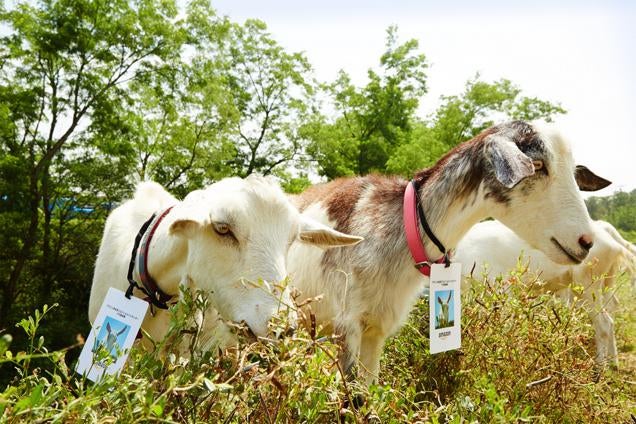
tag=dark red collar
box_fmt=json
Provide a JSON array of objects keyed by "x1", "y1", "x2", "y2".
[
  {"x1": 403, "y1": 181, "x2": 447, "y2": 277},
  {"x1": 126, "y1": 206, "x2": 175, "y2": 310}
]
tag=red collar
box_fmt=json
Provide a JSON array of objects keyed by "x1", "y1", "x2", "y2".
[
  {"x1": 403, "y1": 181, "x2": 446, "y2": 277},
  {"x1": 132, "y1": 206, "x2": 175, "y2": 309}
]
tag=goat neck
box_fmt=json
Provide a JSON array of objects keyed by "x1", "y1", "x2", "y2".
[{"x1": 412, "y1": 142, "x2": 493, "y2": 261}]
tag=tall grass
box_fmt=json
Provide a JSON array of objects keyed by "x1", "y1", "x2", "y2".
[{"x1": 1, "y1": 269, "x2": 634, "y2": 422}]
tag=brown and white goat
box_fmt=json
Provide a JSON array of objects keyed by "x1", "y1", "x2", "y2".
[{"x1": 288, "y1": 121, "x2": 610, "y2": 384}]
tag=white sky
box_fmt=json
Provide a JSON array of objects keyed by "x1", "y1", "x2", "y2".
[{"x1": 213, "y1": 0, "x2": 635, "y2": 196}]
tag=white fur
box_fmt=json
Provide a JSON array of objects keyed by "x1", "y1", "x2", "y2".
[
  {"x1": 487, "y1": 124, "x2": 596, "y2": 265},
  {"x1": 455, "y1": 219, "x2": 636, "y2": 367},
  {"x1": 595, "y1": 220, "x2": 636, "y2": 290},
  {"x1": 89, "y1": 176, "x2": 362, "y2": 353}
]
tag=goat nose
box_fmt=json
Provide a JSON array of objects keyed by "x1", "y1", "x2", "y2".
[{"x1": 578, "y1": 234, "x2": 593, "y2": 251}]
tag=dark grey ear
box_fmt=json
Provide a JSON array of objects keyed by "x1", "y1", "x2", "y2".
[
  {"x1": 575, "y1": 165, "x2": 611, "y2": 191},
  {"x1": 485, "y1": 135, "x2": 535, "y2": 188}
]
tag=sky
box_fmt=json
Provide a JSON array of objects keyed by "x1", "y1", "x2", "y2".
[{"x1": 212, "y1": 0, "x2": 635, "y2": 196}]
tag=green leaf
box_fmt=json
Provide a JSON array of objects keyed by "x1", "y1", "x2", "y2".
[
  {"x1": 203, "y1": 378, "x2": 232, "y2": 393},
  {"x1": 150, "y1": 402, "x2": 163, "y2": 417},
  {"x1": 14, "y1": 383, "x2": 43, "y2": 413}
]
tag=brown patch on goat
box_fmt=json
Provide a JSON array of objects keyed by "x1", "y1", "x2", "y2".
[
  {"x1": 295, "y1": 181, "x2": 341, "y2": 212},
  {"x1": 326, "y1": 179, "x2": 366, "y2": 233},
  {"x1": 296, "y1": 178, "x2": 367, "y2": 271},
  {"x1": 299, "y1": 177, "x2": 365, "y2": 234},
  {"x1": 367, "y1": 175, "x2": 407, "y2": 206},
  {"x1": 364, "y1": 175, "x2": 408, "y2": 238}
]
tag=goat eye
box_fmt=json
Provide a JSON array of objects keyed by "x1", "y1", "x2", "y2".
[
  {"x1": 213, "y1": 222, "x2": 232, "y2": 236},
  {"x1": 532, "y1": 160, "x2": 544, "y2": 171}
]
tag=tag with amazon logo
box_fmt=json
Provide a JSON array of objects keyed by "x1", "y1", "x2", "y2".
[
  {"x1": 76, "y1": 288, "x2": 148, "y2": 382},
  {"x1": 429, "y1": 263, "x2": 461, "y2": 354}
]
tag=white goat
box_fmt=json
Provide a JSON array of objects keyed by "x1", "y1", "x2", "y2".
[
  {"x1": 455, "y1": 219, "x2": 636, "y2": 367},
  {"x1": 595, "y1": 220, "x2": 636, "y2": 290},
  {"x1": 288, "y1": 121, "x2": 610, "y2": 384},
  {"x1": 92, "y1": 322, "x2": 127, "y2": 360},
  {"x1": 436, "y1": 292, "x2": 453, "y2": 329},
  {"x1": 89, "y1": 176, "x2": 362, "y2": 353}
]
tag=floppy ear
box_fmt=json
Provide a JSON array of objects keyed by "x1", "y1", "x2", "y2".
[
  {"x1": 485, "y1": 135, "x2": 535, "y2": 188},
  {"x1": 298, "y1": 216, "x2": 363, "y2": 249},
  {"x1": 168, "y1": 205, "x2": 209, "y2": 239},
  {"x1": 575, "y1": 165, "x2": 611, "y2": 191}
]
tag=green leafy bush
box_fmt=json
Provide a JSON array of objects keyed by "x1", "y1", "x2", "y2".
[{"x1": 1, "y1": 271, "x2": 634, "y2": 422}]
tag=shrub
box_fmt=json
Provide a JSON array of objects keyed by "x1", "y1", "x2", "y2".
[{"x1": 1, "y1": 270, "x2": 634, "y2": 422}]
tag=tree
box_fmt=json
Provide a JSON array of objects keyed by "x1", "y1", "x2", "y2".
[
  {"x1": 222, "y1": 19, "x2": 315, "y2": 177},
  {"x1": 111, "y1": 1, "x2": 243, "y2": 197},
  {"x1": 386, "y1": 76, "x2": 566, "y2": 176},
  {"x1": 0, "y1": 0, "x2": 187, "y2": 327},
  {"x1": 586, "y1": 190, "x2": 636, "y2": 242},
  {"x1": 306, "y1": 26, "x2": 428, "y2": 178},
  {"x1": 120, "y1": 42, "x2": 237, "y2": 197}
]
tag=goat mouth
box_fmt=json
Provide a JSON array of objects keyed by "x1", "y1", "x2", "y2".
[{"x1": 550, "y1": 237, "x2": 584, "y2": 264}]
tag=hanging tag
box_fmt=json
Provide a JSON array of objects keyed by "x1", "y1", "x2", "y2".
[
  {"x1": 76, "y1": 288, "x2": 149, "y2": 382},
  {"x1": 429, "y1": 262, "x2": 461, "y2": 354}
]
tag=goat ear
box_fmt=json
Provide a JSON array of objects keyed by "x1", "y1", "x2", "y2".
[
  {"x1": 169, "y1": 219, "x2": 203, "y2": 238},
  {"x1": 575, "y1": 165, "x2": 611, "y2": 191},
  {"x1": 437, "y1": 296, "x2": 442, "y2": 305},
  {"x1": 485, "y1": 135, "x2": 535, "y2": 188},
  {"x1": 168, "y1": 205, "x2": 208, "y2": 238},
  {"x1": 298, "y1": 216, "x2": 363, "y2": 249},
  {"x1": 106, "y1": 323, "x2": 112, "y2": 333}
]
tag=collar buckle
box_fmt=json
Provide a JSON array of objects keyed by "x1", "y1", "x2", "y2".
[{"x1": 413, "y1": 260, "x2": 432, "y2": 270}]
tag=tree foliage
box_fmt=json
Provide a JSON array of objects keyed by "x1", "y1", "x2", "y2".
[
  {"x1": 305, "y1": 30, "x2": 566, "y2": 180},
  {"x1": 586, "y1": 190, "x2": 636, "y2": 242},
  {"x1": 223, "y1": 19, "x2": 316, "y2": 178},
  {"x1": 306, "y1": 26, "x2": 428, "y2": 178},
  {"x1": 0, "y1": 0, "x2": 188, "y2": 331},
  {"x1": 387, "y1": 76, "x2": 566, "y2": 176}
]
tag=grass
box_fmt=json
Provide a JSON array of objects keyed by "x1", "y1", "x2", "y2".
[{"x1": 0, "y1": 268, "x2": 634, "y2": 423}]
